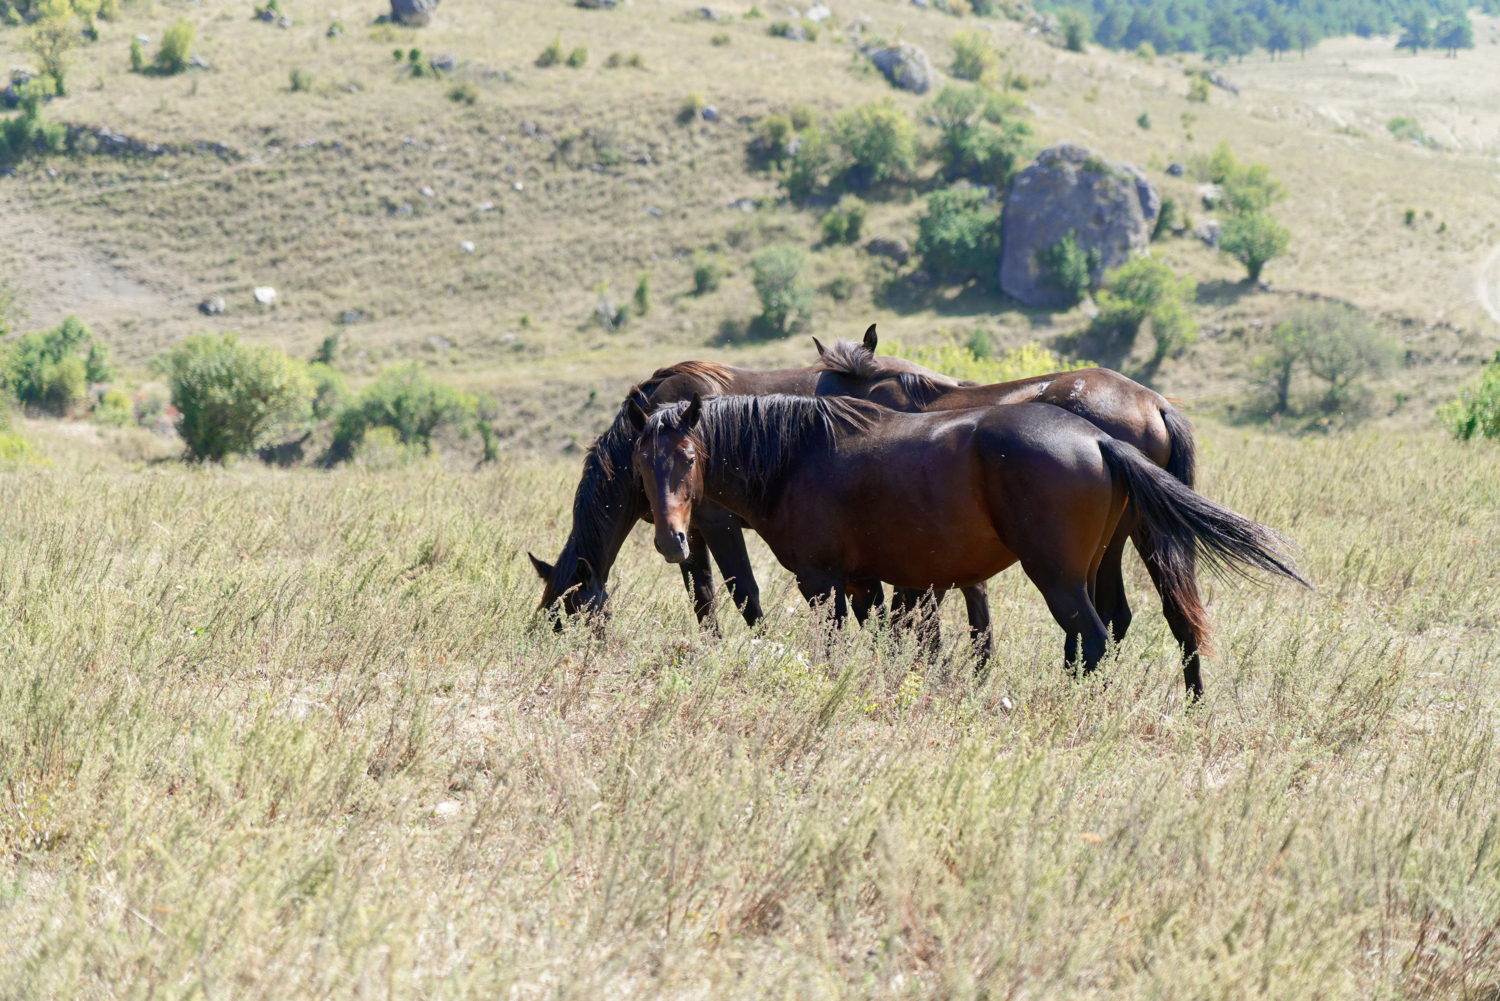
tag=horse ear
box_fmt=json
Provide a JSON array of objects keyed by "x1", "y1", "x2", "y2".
[
  {"x1": 528, "y1": 552, "x2": 554, "y2": 581},
  {"x1": 683, "y1": 393, "x2": 702, "y2": 429},
  {"x1": 576, "y1": 557, "x2": 595, "y2": 588},
  {"x1": 626, "y1": 394, "x2": 649, "y2": 432},
  {"x1": 812, "y1": 336, "x2": 827, "y2": 357},
  {"x1": 863, "y1": 324, "x2": 878, "y2": 353}
]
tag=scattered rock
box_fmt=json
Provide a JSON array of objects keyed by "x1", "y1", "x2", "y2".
[
  {"x1": 431, "y1": 801, "x2": 462, "y2": 820},
  {"x1": 429, "y1": 52, "x2": 457, "y2": 72},
  {"x1": 189, "y1": 53, "x2": 209, "y2": 69},
  {"x1": 864, "y1": 42, "x2": 933, "y2": 94},
  {"x1": 396, "y1": 203, "x2": 413, "y2": 215},
  {"x1": 340, "y1": 309, "x2": 369, "y2": 324},
  {"x1": 253, "y1": 286, "x2": 277, "y2": 306},
  {"x1": 910, "y1": 0, "x2": 929, "y2": 8},
  {"x1": 459, "y1": 240, "x2": 475, "y2": 254},
  {"x1": 277, "y1": 14, "x2": 292, "y2": 27},
  {"x1": 512, "y1": 181, "x2": 523, "y2": 191},
  {"x1": 700, "y1": 105, "x2": 719, "y2": 122},
  {"x1": 254, "y1": 8, "x2": 275, "y2": 20},
  {"x1": 390, "y1": 0, "x2": 439, "y2": 26},
  {"x1": 865, "y1": 237, "x2": 911, "y2": 265},
  {"x1": 199, "y1": 295, "x2": 225, "y2": 315},
  {"x1": 645, "y1": 206, "x2": 662, "y2": 217},
  {"x1": 575, "y1": 0, "x2": 618, "y2": 7},
  {"x1": 427, "y1": 334, "x2": 452, "y2": 350},
  {"x1": 696, "y1": 6, "x2": 723, "y2": 18},
  {"x1": 804, "y1": 1, "x2": 831, "y2": 21},
  {"x1": 134, "y1": 34, "x2": 150, "y2": 43},
  {"x1": 782, "y1": 24, "x2": 807, "y2": 40},
  {"x1": 727, "y1": 197, "x2": 755, "y2": 212},
  {"x1": 1207, "y1": 70, "x2": 1239, "y2": 95},
  {"x1": 1166, "y1": 162, "x2": 1184, "y2": 176},
  {"x1": 998, "y1": 143, "x2": 1160, "y2": 308},
  {"x1": 327, "y1": 23, "x2": 345, "y2": 37},
  {"x1": 1194, "y1": 220, "x2": 1220, "y2": 249},
  {"x1": 420, "y1": 186, "x2": 435, "y2": 197},
  {"x1": 478, "y1": 201, "x2": 494, "y2": 211}
]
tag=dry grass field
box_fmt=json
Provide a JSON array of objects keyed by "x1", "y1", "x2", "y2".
[{"x1": 5, "y1": 0, "x2": 1500, "y2": 996}]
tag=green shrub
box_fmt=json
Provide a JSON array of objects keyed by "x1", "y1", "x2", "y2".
[
  {"x1": 788, "y1": 104, "x2": 814, "y2": 131},
  {"x1": 23, "y1": 0, "x2": 79, "y2": 95},
  {"x1": 155, "y1": 18, "x2": 194, "y2": 76},
  {"x1": 886, "y1": 335, "x2": 1092, "y2": 383},
  {"x1": 1388, "y1": 116, "x2": 1427, "y2": 143},
  {"x1": 750, "y1": 244, "x2": 813, "y2": 334},
  {"x1": 679, "y1": 91, "x2": 706, "y2": 124},
  {"x1": 1187, "y1": 75, "x2": 1210, "y2": 102},
  {"x1": 1298, "y1": 305, "x2": 1396, "y2": 412},
  {"x1": 93, "y1": 387, "x2": 133, "y2": 427},
  {"x1": 1440, "y1": 352, "x2": 1500, "y2": 441},
  {"x1": 289, "y1": 67, "x2": 313, "y2": 92},
  {"x1": 536, "y1": 34, "x2": 564, "y2": 67},
  {"x1": 692, "y1": 255, "x2": 724, "y2": 295},
  {"x1": 930, "y1": 85, "x2": 1032, "y2": 188},
  {"x1": 915, "y1": 186, "x2": 1001, "y2": 284},
  {"x1": 779, "y1": 125, "x2": 834, "y2": 202},
  {"x1": 825, "y1": 274, "x2": 855, "y2": 301},
  {"x1": 831, "y1": 100, "x2": 916, "y2": 186},
  {"x1": 5, "y1": 315, "x2": 112, "y2": 416},
  {"x1": 711, "y1": 31, "x2": 730, "y2": 46},
  {"x1": 566, "y1": 47, "x2": 588, "y2": 68},
  {"x1": 0, "y1": 409, "x2": 36, "y2": 470},
  {"x1": 966, "y1": 327, "x2": 993, "y2": 359},
  {"x1": 1219, "y1": 212, "x2": 1291, "y2": 282},
  {"x1": 129, "y1": 35, "x2": 144, "y2": 72},
  {"x1": 820, "y1": 194, "x2": 867, "y2": 245},
  {"x1": 0, "y1": 76, "x2": 67, "y2": 165},
  {"x1": 161, "y1": 333, "x2": 313, "y2": 462},
  {"x1": 760, "y1": 114, "x2": 794, "y2": 161},
  {"x1": 1058, "y1": 9, "x2": 1089, "y2": 52},
  {"x1": 633, "y1": 273, "x2": 650, "y2": 316},
  {"x1": 1092, "y1": 256, "x2": 1198, "y2": 367},
  {"x1": 307, "y1": 362, "x2": 346, "y2": 420},
  {"x1": 1037, "y1": 232, "x2": 1098, "y2": 305},
  {"x1": 1152, "y1": 196, "x2": 1178, "y2": 240},
  {"x1": 950, "y1": 29, "x2": 998, "y2": 81},
  {"x1": 330, "y1": 363, "x2": 477, "y2": 460},
  {"x1": 1137, "y1": 112, "x2": 1151, "y2": 129},
  {"x1": 447, "y1": 80, "x2": 478, "y2": 104}
]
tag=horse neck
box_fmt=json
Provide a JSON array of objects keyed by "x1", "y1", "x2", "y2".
[
  {"x1": 566, "y1": 442, "x2": 649, "y2": 584},
  {"x1": 699, "y1": 459, "x2": 763, "y2": 527}
]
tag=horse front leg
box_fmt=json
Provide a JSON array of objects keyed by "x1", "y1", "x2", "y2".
[
  {"x1": 847, "y1": 579, "x2": 886, "y2": 627},
  {"x1": 697, "y1": 506, "x2": 764, "y2": 627},
  {"x1": 959, "y1": 583, "x2": 993, "y2": 666},
  {"x1": 679, "y1": 527, "x2": 719, "y2": 634}
]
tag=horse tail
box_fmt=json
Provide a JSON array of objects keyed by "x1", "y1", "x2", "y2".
[
  {"x1": 1161, "y1": 406, "x2": 1197, "y2": 489},
  {"x1": 1099, "y1": 438, "x2": 1309, "y2": 650}
]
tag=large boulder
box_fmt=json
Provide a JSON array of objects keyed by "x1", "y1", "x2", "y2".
[
  {"x1": 390, "y1": 0, "x2": 438, "y2": 25},
  {"x1": 864, "y1": 42, "x2": 933, "y2": 94},
  {"x1": 999, "y1": 143, "x2": 1160, "y2": 308}
]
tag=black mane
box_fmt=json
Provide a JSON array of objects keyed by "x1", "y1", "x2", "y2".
[
  {"x1": 813, "y1": 338, "x2": 969, "y2": 404},
  {"x1": 645, "y1": 394, "x2": 875, "y2": 510},
  {"x1": 813, "y1": 339, "x2": 887, "y2": 380}
]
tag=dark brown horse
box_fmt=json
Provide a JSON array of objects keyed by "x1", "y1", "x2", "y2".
[
  {"x1": 631, "y1": 394, "x2": 1307, "y2": 696},
  {"x1": 527, "y1": 349, "x2": 970, "y2": 631},
  {"x1": 810, "y1": 328, "x2": 1199, "y2": 670}
]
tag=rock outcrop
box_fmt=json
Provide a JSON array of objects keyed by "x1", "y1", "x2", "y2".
[
  {"x1": 864, "y1": 42, "x2": 933, "y2": 94},
  {"x1": 390, "y1": 0, "x2": 438, "y2": 26},
  {"x1": 998, "y1": 143, "x2": 1160, "y2": 308}
]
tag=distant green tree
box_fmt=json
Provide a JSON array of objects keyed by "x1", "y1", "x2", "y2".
[
  {"x1": 1439, "y1": 352, "x2": 1500, "y2": 441},
  {"x1": 830, "y1": 100, "x2": 916, "y2": 187},
  {"x1": 161, "y1": 334, "x2": 313, "y2": 462},
  {"x1": 1397, "y1": 9, "x2": 1431, "y2": 53},
  {"x1": 1264, "y1": 12, "x2": 1292, "y2": 58},
  {"x1": 1436, "y1": 15, "x2": 1474, "y2": 56},
  {"x1": 929, "y1": 85, "x2": 1032, "y2": 189},
  {"x1": 915, "y1": 186, "x2": 1001, "y2": 285},
  {"x1": 779, "y1": 126, "x2": 834, "y2": 202},
  {"x1": 1092, "y1": 257, "x2": 1197, "y2": 367},
  {"x1": 5, "y1": 315, "x2": 111, "y2": 415},
  {"x1": 1059, "y1": 9, "x2": 1089, "y2": 52},
  {"x1": 1220, "y1": 212, "x2": 1291, "y2": 282},
  {"x1": 750, "y1": 245, "x2": 813, "y2": 334},
  {"x1": 155, "y1": 18, "x2": 194, "y2": 75}
]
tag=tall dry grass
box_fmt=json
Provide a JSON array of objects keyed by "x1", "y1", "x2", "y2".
[{"x1": 1, "y1": 423, "x2": 1499, "y2": 998}]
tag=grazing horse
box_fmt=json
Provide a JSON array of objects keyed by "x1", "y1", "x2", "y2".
[
  {"x1": 527, "y1": 348, "x2": 970, "y2": 630},
  {"x1": 810, "y1": 327, "x2": 1198, "y2": 670},
  {"x1": 631, "y1": 394, "x2": 1307, "y2": 696}
]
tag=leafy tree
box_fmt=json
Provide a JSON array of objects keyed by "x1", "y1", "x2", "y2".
[
  {"x1": 779, "y1": 125, "x2": 833, "y2": 202},
  {"x1": 915, "y1": 186, "x2": 1001, "y2": 285},
  {"x1": 820, "y1": 194, "x2": 867, "y2": 245},
  {"x1": 1219, "y1": 212, "x2": 1290, "y2": 282},
  {"x1": 1092, "y1": 257, "x2": 1197, "y2": 366},
  {"x1": 161, "y1": 334, "x2": 312, "y2": 461},
  {"x1": 1439, "y1": 352, "x2": 1500, "y2": 441},
  {"x1": 155, "y1": 18, "x2": 194, "y2": 75},
  {"x1": 5, "y1": 315, "x2": 111, "y2": 415},
  {"x1": 1222, "y1": 163, "x2": 1283, "y2": 214},
  {"x1": 1295, "y1": 20, "x2": 1318, "y2": 56},
  {"x1": 750, "y1": 245, "x2": 813, "y2": 334},
  {"x1": 1436, "y1": 15, "x2": 1474, "y2": 55},
  {"x1": 1254, "y1": 319, "x2": 1304, "y2": 415},
  {"x1": 929, "y1": 85, "x2": 1032, "y2": 189},
  {"x1": 1301, "y1": 307, "x2": 1397, "y2": 412},
  {"x1": 1397, "y1": 9, "x2": 1431, "y2": 53},
  {"x1": 1265, "y1": 12, "x2": 1292, "y2": 59},
  {"x1": 1058, "y1": 9, "x2": 1089, "y2": 52},
  {"x1": 830, "y1": 100, "x2": 915, "y2": 187},
  {"x1": 950, "y1": 29, "x2": 998, "y2": 81},
  {"x1": 0, "y1": 76, "x2": 68, "y2": 165},
  {"x1": 23, "y1": 0, "x2": 80, "y2": 96}
]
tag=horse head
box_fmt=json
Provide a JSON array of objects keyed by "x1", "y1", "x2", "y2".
[
  {"x1": 529, "y1": 551, "x2": 605, "y2": 632},
  {"x1": 629, "y1": 392, "x2": 704, "y2": 565}
]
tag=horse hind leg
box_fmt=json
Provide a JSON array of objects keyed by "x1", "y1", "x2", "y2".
[
  {"x1": 960, "y1": 583, "x2": 993, "y2": 667},
  {"x1": 1136, "y1": 535, "x2": 1207, "y2": 700},
  {"x1": 1026, "y1": 571, "x2": 1111, "y2": 680},
  {"x1": 1092, "y1": 518, "x2": 1134, "y2": 646}
]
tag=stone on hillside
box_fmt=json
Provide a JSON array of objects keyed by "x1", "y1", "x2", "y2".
[
  {"x1": 199, "y1": 295, "x2": 225, "y2": 315},
  {"x1": 998, "y1": 143, "x2": 1160, "y2": 308},
  {"x1": 1195, "y1": 220, "x2": 1220, "y2": 249},
  {"x1": 459, "y1": 240, "x2": 475, "y2": 254},
  {"x1": 429, "y1": 52, "x2": 457, "y2": 71},
  {"x1": 253, "y1": 286, "x2": 277, "y2": 306},
  {"x1": 805, "y1": 2, "x2": 832, "y2": 21},
  {"x1": 390, "y1": 0, "x2": 438, "y2": 26},
  {"x1": 865, "y1": 42, "x2": 933, "y2": 94},
  {"x1": 865, "y1": 237, "x2": 910, "y2": 265},
  {"x1": 783, "y1": 24, "x2": 807, "y2": 40},
  {"x1": 700, "y1": 105, "x2": 719, "y2": 122},
  {"x1": 1166, "y1": 162, "x2": 1184, "y2": 176}
]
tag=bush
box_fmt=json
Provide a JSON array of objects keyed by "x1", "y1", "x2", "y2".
[
  {"x1": 950, "y1": 29, "x2": 998, "y2": 81},
  {"x1": 1187, "y1": 75, "x2": 1210, "y2": 102},
  {"x1": 1092, "y1": 256, "x2": 1198, "y2": 366},
  {"x1": 566, "y1": 47, "x2": 588, "y2": 68},
  {"x1": 711, "y1": 32, "x2": 730, "y2": 46},
  {"x1": 679, "y1": 91, "x2": 706, "y2": 124},
  {"x1": 0, "y1": 76, "x2": 67, "y2": 165},
  {"x1": 915, "y1": 186, "x2": 1001, "y2": 284},
  {"x1": 5, "y1": 315, "x2": 112, "y2": 416},
  {"x1": 1219, "y1": 212, "x2": 1291, "y2": 282},
  {"x1": 1152, "y1": 196, "x2": 1178, "y2": 240},
  {"x1": 1439, "y1": 353, "x2": 1500, "y2": 441},
  {"x1": 536, "y1": 35, "x2": 564, "y2": 67},
  {"x1": 307, "y1": 362, "x2": 346, "y2": 421},
  {"x1": 1058, "y1": 9, "x2": 1089, "y2": 52},
  {"x1": 1037, "y1": 232, "x2": 1098, "y2": 305},
  {"x1": 633, "y1": 273, "x2": 650, "y2": 316},
  {"x1": 160, "y1": 334, "x2": 313, "y2": 462},
  {"x1": 759, "y1": 114, "x2": 794, "y2": 162},
  {"x1": 831, "y1": 100, "x2": 916, "y2": 186},
  {"x1": 330, "y1": 363, "x2": 477, "y2": 460},
  {"x1": 23, "y1": 0, "x2": 79, "y2": 95},
  {"x1": 289, "y1": 67, "x2": 313, "y2": 91},
  {"x1": 156, "y1": 18, "x2": 194, "y2": 76},
  {"x1": 692, "y1": 255, "x2": 724, "y2": 295},
  {"x1": 93, "y1": 387, "x2": 132, "y2": 427},
  {"x1": 788, "y1": 104, "x2": 814, "y2": 131},
  {"x1": 750, "y1": 244, "x2": 813, "y2": 334},
  {"x1": 929, "y1": 86, "x2": 1031, "y2": 189},
  {"x1": 447, "y1": 80, "x2": 477, "y2": 104},
  {"x1": 820, "y1": 194, "x2": 867, "y2": 245},
  {"x1": 129, "y1": 35, "x2": 144, "y2": 72},
  {"x1": 1299, "y1": 305, "x2": 1396, "y2": 412},
  {"x1": 779, "y1": 125, "x2": 834, "y2": 202},
  {"x1": 886, "y1": 335, "x2": 1092, "y2": 384}
]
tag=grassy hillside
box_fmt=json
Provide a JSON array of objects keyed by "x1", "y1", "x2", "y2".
[{"x1": 3, "y1": 0, "x2": 1500, "y2": 450}]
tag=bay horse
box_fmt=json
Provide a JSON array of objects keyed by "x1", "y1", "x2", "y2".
[
  {"x1": 631, "y1": 393, "x2": 1307, "y2": 696},
  {"x1": 809, "y1": 327, "x2": 1198, "y2": 666}
]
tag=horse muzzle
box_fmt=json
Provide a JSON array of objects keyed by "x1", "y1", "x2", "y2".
[{"x1": 654, "y1": 529, "x2": 690, "y2": 564}]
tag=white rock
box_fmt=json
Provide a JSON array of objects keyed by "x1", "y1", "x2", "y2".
[
  {"x1": 253, "y1": 286, "x2": 277, "y2": 305},
  {"x1": 420, "y1": 186, "x2": 435, "y2": 197},
  {"x1": 460, "y1": 240, "x2": 475, "y2": 253},
  {"x1": 805, "y1": 2, "x2": 831, "y2": 21}
]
